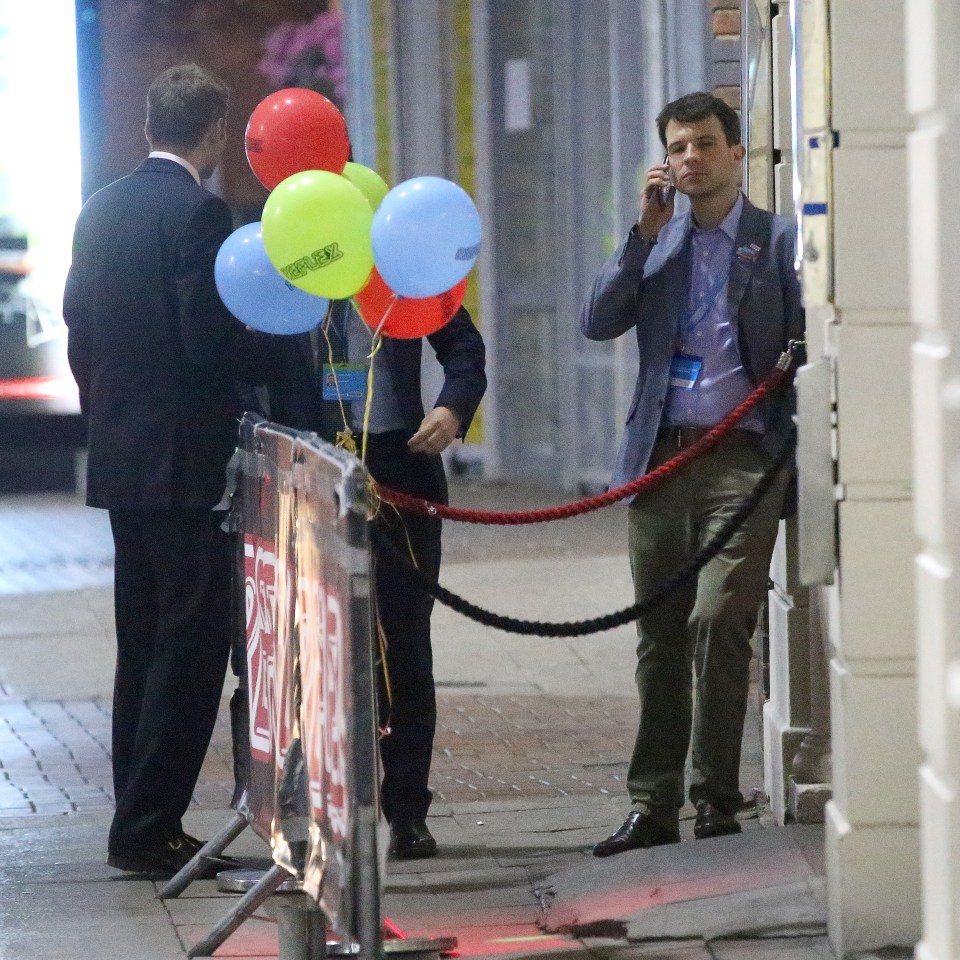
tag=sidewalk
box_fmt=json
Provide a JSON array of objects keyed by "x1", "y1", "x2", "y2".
[{"x1": 0, "y1": 484, "x2": 881, "y2": 960}]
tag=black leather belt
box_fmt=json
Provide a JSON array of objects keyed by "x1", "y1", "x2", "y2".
[{"x1": 656, "y1": 425, "x2": 764, "y2": 450}]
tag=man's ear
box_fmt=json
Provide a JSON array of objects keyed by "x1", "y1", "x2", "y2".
[
  {"x1": 208, "y1": 116, "x2": 226, "y2": 147},
  {"x1": 733, "y1": 143, "x2": 746, "y2": 162}
]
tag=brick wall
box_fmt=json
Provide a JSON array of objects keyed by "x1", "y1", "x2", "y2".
[{"x1": 711, "y1": 0, "x2": 741, "y2": 109}]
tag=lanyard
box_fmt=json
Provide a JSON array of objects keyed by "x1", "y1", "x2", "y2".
[{"x1": 679, "y1": 258, "x2": 730, "y2": 351}]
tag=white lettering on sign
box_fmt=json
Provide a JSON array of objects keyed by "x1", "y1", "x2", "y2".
[
  {"x1": 271, "y1": 557, "x2": 296, "y2": 775},
  {"x1": 244, "y1": 536, "x2": 276, "y2": 763},
  {"x1": 299, "y1": 571, "x2": 349, "y2": 842}
]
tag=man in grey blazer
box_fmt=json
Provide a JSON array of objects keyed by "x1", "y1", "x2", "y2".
[{"x1": 581, "y1": 92, "x2": 803, "y2": 855}]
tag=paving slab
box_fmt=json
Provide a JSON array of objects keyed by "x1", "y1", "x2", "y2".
[
  {"x1": 621, "y1": 879, "x2": 826, "y2": 942},
  {"x1": 578, "y1": 942, "x2": 713, "y2": 960},
  {"x1": 537, "y1": 826, "x2": 826, "y2": 937},
  {"x1": 0, "y1": 880, "x2": 187, "y2": 960},
  {"x1": 709, "y1": 937, "x2": 834, "y2": 959}
]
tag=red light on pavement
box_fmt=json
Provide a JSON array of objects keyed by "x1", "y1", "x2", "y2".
[{"x1": 383, "y1": 918, "x2": 407, "y2": 939}]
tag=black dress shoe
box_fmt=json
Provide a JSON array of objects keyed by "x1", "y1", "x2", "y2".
[
  {"x1": 693, "y1": 801, "x2": 742, "y2": 840},
  {"x1": 179, "y1": 832, "x2": 244, "y2": 869},
  {"x1": 109, "y1": 834, "x2": 201, "y2": 878},
  {"x1": 592, "y1": 810, "x2": 681, "y2": 857},
  {"x1": 108, "y1": 833, "x2": 237, "y2": 879},
  {"x1": 390, "y1": 819, "x2": 438, "y2": 860}
]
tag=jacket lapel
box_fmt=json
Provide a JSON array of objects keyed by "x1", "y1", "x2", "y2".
[
  {"x1": 728, "y1": 197, "x2": 772, "y2": 321},
  {"x1": 643, "y1": 213, "x2": 693, "y2": 344}
]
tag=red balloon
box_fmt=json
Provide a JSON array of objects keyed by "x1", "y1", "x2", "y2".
[
  {"x1": 354, "y1": 268, "x2": 468, "y2": 339},
  {"x1": 245, "y1": 88, "x2": 350, "y2": 190}
]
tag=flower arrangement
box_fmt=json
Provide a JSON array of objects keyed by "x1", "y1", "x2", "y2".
[{"x1": 258, "y1": 10, "x2": 346, "y2": 108}]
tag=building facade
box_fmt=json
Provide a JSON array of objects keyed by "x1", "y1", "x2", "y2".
[{"x1": 342, "y1": 1, "x2": 960, "y2": 955}]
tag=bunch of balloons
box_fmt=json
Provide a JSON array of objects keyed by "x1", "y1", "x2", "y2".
[{"x1": 214, "y1": 88, "x2": 481, "y2": 339}]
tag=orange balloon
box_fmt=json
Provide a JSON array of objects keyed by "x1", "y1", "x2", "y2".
[
  {"x1": 245, "y1": 88, "x2": 349, "y2": 190},
  {"x1": 354, "y1": 268, "x2": 468, "y2": 339}
]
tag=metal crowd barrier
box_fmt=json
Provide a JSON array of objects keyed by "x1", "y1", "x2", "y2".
[{"x1": 161, "y1": 414, "x2": 382, "y2": 960}]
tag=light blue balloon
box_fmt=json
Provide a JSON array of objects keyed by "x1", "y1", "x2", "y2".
[
  {"x1": 215, "y1": 222, "x2": 329, "y2": 335},
  {"x1": 370, "y1": 176, "x2": 482, "y2": 299}
]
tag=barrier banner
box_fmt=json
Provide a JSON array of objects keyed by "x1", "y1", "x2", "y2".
[
  {"x1": 238, "y1": 415, "x2": 277, "y2": 842},
  {"x1": 259, "y1": 423, "x2": 310, "y2": 874},
  {"x1": 234, "y1": 415, "x2": 381, "y2": 949},
  {"x1": 296, "y1": 437, "x2": 378, "y2": 942},
  {"x1": 238, "y1": 417, "x2": 308, "y2": 865}
]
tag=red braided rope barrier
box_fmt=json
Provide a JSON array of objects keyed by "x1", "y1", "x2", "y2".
[{"x1": 376, "y1": 350, "x2": 797, "y2": 525}]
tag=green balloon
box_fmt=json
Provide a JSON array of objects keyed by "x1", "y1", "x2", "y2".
[
  {"x1": 341, "y1": 161, "x2": 390, "y2": 211},
  {"x1": 262, "y1": 170, "x2": 374, "y2": 300}
]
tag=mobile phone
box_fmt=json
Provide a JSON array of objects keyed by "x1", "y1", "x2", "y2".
[{"x1": 659, "y1": 153, "x2": 675, "y2": 206}]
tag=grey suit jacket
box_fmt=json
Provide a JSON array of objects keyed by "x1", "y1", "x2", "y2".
[{"x1": 579, "y1": 195, "x2": 804, "y2": 492}]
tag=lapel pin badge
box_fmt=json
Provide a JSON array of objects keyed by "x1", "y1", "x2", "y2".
[{"x1": 736, "y1": 242, "x2": 762, "y2": 263}]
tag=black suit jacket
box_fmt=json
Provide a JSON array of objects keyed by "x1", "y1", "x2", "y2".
[
  {"x1": 266, "y1": 301, "x2": 487, "y2": 443},
  {"x1": 64, "y1": 158, "x2": 270, "y2": 509}
]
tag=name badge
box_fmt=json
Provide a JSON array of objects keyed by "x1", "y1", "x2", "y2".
[
  {"x1": 668, "y1": 354, "x2": 703, "y2": 390},
  {"x1": 322, "y1": 364, "x2": 367, "y2": 402}
]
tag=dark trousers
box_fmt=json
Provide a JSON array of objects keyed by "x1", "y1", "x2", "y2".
[
  {"x1": 107, "y1": 509, "x2": 232, "y2": 853},
  {"x1": 365, "y1": 432, "x2": 447, "y2": 824}
]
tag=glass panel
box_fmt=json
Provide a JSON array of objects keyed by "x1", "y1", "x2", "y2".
[
  {"x1": 791, "y1": 0, "x2": 833, "y2": 307},
  {"x1": 743, "y1": 0, "x2": 774, "y2": 210}
]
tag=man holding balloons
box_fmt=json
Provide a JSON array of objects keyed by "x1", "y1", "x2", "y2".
[
  {"x1": 265, "y1": 297, "x2": 485, "y2": 860},
  {"x1": 219, "y1": 87, "x2": 487, "y2": 859}
]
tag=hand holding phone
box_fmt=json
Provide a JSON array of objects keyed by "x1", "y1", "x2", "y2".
[
  {"x1": 657, "y1": 153, "x2": 675, "y2": 206},
  {"x1": 636, "y1": 155, "x2": 676, "y2": 241}
]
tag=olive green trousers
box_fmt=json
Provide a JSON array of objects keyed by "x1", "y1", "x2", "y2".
[{"x1": 626, "y1": 433, "x2": 788, "y2": 817}]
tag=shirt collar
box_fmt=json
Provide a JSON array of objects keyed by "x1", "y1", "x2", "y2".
[
  {"x1": 148, "y1": 151, "x2": 201, "y2": 185},
  {"x1": 691, "y1": 191, "x2": 743, "y2": 242}
]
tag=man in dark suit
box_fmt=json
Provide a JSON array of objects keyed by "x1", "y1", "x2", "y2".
[
  {"x1": 267, "y1": 299, "x2": 486, "y2": 859},
  {"x1": 64, "y1": 64, "x2": 266, "y2": 877},
  {"x1": 581, "y1": 93, "x2": 804, "y2": 855}
]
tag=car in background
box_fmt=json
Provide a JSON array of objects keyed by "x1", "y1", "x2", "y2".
[
  {"x1": 0, "y1": 229, "x2": 79, "y2": 416},
  {"x1": 0, "y1": 226, "x2": 84, "y2": 492}
]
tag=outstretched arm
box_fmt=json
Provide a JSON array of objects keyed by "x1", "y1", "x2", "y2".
[{"x1": 415, "y1": 306, "x2": 486, "y2": 453}]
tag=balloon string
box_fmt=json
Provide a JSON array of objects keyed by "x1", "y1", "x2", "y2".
[
  {"x1": 320, "y1": 304, "x2": 358, "y2": 456},
  {"x1": 361, "y1": 331, "x2": 384, "y2": 465}
]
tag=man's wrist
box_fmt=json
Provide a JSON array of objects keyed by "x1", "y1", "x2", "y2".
[{"x1": 631, "y1": 223, "x2": 658, "y2": 244}]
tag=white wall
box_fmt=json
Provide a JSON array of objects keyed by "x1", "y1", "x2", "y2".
[
  {"x1": 906, "y1": 1, "x2": 960, "y2": 958},
  {"x1": 792, "y1": 0, "x2": 922, "y2": 952}
]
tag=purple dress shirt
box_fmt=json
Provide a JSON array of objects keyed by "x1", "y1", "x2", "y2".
[{"x1": 664, "y1": 193, "x2": 764, "y2": 433}]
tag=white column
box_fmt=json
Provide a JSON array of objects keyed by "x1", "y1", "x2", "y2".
[
  {"x1": 763, "y1": 0, "x2": 824, "y2": 826},
  {"x1": 906, "y1": 2, "x2": 960, "y2": 959},
  {"x1": 823, "y1": 0, "x2": 921, "y2": 952}
]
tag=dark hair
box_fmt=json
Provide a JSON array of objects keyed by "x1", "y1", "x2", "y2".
[
  {"x1": 656, "y1": 92, "x2": 741, "y2": 148},
  {"x1": 145, "y1": 64, "x2": 229, "y2": 152}
]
